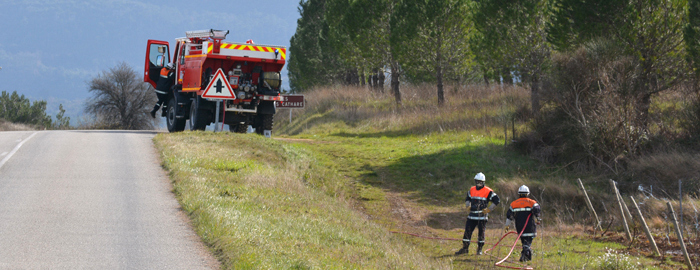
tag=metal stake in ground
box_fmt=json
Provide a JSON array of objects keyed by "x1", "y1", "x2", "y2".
[
  {"x1": 214, "y1": 101, "x2": 220, "y2": 132},
  {"x1": 610, "y1": 179, "x2": 631, "y2": 241},
  {"x1": 578, "y1": 179, "x2": 602, "y2": 231},
  {"x1": 630, "y1": 196, "x2": 660, "y2": 257},
  {"x1": 667, "y1": 202, "x2": 694, "y2": 270},
  {"x1": 679, "y1": 179, "x2": 683, "y2": 240}
]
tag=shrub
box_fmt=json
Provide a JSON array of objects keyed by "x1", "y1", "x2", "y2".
[{"x1": 518, "y1": 39, "x2": 648, "y2": 173}]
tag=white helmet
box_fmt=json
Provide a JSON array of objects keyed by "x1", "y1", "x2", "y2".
[
  {"x1": 166, "y1": 62, "x2": 174, "y2": 69},
  {"x1": 518, "y1": 185, "x2": 530, "y2": 195},
  {"x1": 474, "y1": 172, "x2": 486, "y2": 182}
]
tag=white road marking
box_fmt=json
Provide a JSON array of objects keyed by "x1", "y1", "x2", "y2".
[
  {"x1": 0, "y1": 132, "x2": 38, "y2": 170},
  {"x1": 1, "y1": 152, "x2": 7, "y2": 156}
]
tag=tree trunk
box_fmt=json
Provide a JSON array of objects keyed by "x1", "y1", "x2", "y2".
[
  {"x1": 390, "y1": 61, "x2": 401, "y2": 105},
  {"x1": 437, "y1": 61, "x2": 444, "y2": 106},
  {"x1": 371, "y1": 68, "x2": 379, "y2": 91},
  {"x1": 531, "y1": 77, "x2": 540, "y2": 115},
  {"x1": 360, "y1": 71, "x2": 366, "y2": 87},
  {"x1": 378, "y1": 69, "x2": 385, "y2": 93},
  {"x1": 636, "y1": 93, "x2": 652, "y2": 131}
]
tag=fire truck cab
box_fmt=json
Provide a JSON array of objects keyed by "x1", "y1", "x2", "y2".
[{"x1": 144, "y1": 29, "x2": 286, "y2": 134}]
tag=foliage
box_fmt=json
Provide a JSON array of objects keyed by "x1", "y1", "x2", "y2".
[
  {"x1": 470, "y1": 0, "x2": 551, "y2": 113},
  {"x1": 523, "y1": 40, "x2": 648, "y2": 172},
  {"x1": 393, "y1": 0, "x2": 474, "y2": 105},
  {"x1": 547, "y1": 0, "x2": 625, "y2": 51},
  {"x1": 686, "y1": 0, "x2": 700, "y2": 75},
  {"x1": 84, "y1": 62, "x2": 156, "y2": 130},
  {"x1": 288, "y1": 0, "x2": 346, "y2": 92},
  {"x1": 549, "y1": 0, "x2": 689, "y2": 130},
  {"x1": 288, "y1": 0, "x2": 700, "y2": 174},
  {"x1": 53, "y1": 104, "x2": 70, "y2": 130},
  {"x1": 0, "y1": 90, "x2": 53, "y2": 128},
  {"x1": 326, "y1": 0, "x2": 404, "y2": 104}
]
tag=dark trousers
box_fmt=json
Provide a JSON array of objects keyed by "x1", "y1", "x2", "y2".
[
  {"x1": 520, "y1": 236, "x2": 534, "y2": 259},
  {"x1": 152, "y1": 92, "x2": 168, "y2": 112},
  {"x1": 462, "y1": 219, "x2": 487, "y2": 247}
]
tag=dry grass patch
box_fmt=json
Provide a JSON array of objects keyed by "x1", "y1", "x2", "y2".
[{"x1": 0, "y1": 119, "x2": 36, "y2": 131}]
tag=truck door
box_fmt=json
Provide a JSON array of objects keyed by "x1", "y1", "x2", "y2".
[{"x1": 144, "y1": 40, "x2": 170, "y2": 88}]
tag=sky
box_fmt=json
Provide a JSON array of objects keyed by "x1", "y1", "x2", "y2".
[{"x1": 0, "y1": 0, "x2": 301, "y2": 125}]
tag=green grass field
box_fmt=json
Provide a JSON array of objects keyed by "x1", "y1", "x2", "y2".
[{"x1": 153, "y1": 85, "x2": 691, "y2": 269}]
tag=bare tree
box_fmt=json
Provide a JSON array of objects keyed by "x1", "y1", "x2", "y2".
[{"x1": 85, "y1": 62, "x2": 156, "y2": 130}]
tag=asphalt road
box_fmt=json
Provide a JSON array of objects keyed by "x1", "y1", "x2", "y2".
[{"x1": 0, "y1": 130, "x2": 219, "y2": 269}]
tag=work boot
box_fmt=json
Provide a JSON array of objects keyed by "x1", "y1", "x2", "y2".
[
  {"x1": 161, "y1": 106, "x2": 168, "y2": 117},
  {"x1": 454, "y1": 243, "x2": 469, "y2": 255},
  {"x1": 150, "y1": 104, "x2": 160, "y2": 118},
  {"x1": 519, "y1": 250, "x2": 531, "y2": 262},
  {"x1": 454, "y1": 247, "x2": 468, "y2": 255},
  {"x1": 476, "y1": 243, "x2": 484, "y2": 255}
]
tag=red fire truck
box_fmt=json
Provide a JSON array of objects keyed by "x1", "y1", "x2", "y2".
[{"x1": 144, "y1": 29, "x2": 285, "y2": 134}]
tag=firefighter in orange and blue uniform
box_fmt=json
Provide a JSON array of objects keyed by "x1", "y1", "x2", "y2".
[
  {"x1": 455, "y1": 172, "x2": 500, "y2": 255},
  {"x1": 150, "y1": 62, "x2": 175, "y2": 118},
  {"x1": 505, "y1": 185, "x2": 541, "y2": 262}
]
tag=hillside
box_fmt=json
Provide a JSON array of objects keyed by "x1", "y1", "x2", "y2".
[{"x1": 153, "y1": 84, "x2": 696, "y2": 269}]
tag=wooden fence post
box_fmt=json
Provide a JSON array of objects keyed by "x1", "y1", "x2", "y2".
[
  {"x1": 619, "y1": 192, "x2": 634, "y2": 227},
  {"x1": 610, "y1": 179, "x2": 631, "y2": 241},
  {"x1": 667, "y1": 202, "x2": 694, "y2": 270},
  {"x1": 630, "y1": 196, "x2": 660, "y2": 257},
  {"x1": 577, "y1": 178, "x2": 602, "y2": 231}
]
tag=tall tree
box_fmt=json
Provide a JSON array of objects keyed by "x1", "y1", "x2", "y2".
[
  {"x1": 288, "y1": 0, "x2": 346, "y2": 92},
  {"x1": 393, "y1": 0, "x2": 473, "y2": 106},
  {"x1": 85, "y1": 62, "x2": 156, "y2": 130},
  {"x1": 327, "y1": 0, "x2": 403, "y2": 104},
  {"x1": 549, "y1": 0, "x2": 689, "y2": 130},
  {"x1": 615, "y1": 0, "x2": 688, "y2": 130},
  {"x1": 471, "y1": 0, "x2": 551, "y2": 114}
]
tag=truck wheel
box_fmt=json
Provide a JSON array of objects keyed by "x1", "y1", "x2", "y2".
[
  {"x1": 166, "y1": 98, "x2": 186, "y2": 132},
  {"x1": 189, "y1": 98, "x2": 209, "y2": 131},
  {"x1": 255, "y1": 114, "x2": 273, "y2": 135},
  {"x1": 229, "y1": 124, "x2": 247, "y2": 133}
]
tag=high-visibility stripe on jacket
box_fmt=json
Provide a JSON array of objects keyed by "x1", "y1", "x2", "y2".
[
  {"x1": 507, "y1": 197, "x2": 541, "y2": 237},
  {"x1": 466, "y1": 186, "x2": 500, "y2": 221}
]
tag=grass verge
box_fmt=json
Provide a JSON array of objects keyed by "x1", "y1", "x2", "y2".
[{"x1": 154, "y1": 131, "x2": 448, "y2": 269}]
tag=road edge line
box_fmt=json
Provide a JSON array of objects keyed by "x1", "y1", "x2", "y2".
[{"x1": 0, "y1": 132, "x2": 38, "y2": 170}]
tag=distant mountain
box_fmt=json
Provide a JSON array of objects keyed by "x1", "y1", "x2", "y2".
[{"x1": 0, "y1": 0, "x2": 300, "y2": 124}]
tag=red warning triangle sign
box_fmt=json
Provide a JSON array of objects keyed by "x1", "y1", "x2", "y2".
[{"x1": 202, "y1": 68, "x2": 236, "y2": 99}]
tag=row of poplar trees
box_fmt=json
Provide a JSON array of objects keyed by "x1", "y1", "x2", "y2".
[{"x1": 289, "y1": 0, "x2": 700, "y2": 172}]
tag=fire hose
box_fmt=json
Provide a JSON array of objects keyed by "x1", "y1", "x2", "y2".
[
  {"x1": 389, "y1": 213, "x2": 535, "y2": 270},
  {"x1": 484, "y1": 213, "x2": 533, "y2": 269}
]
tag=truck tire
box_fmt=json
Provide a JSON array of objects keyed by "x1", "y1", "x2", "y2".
[
  {"x1": 189, "y1": 98, "x2": 210, "y2": 131},
  {"x1": 229, "y1": 124, "x2": 247, "y2": 133},
  {"x1": 255, "y1": 114, "x2": 273, "y2": 135},
  {"x1": 166, "y1": 98, "x2": 186, "y2": 132}
]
